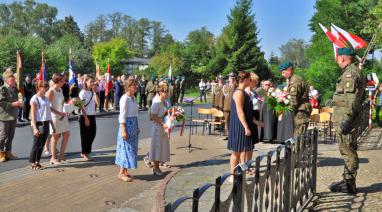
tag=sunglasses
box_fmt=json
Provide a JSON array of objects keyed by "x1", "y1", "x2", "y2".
[
  {"x1": 161, "y1": 90, "x2": 169, "y2": 93},
  {"x1": 264, "y1": 84, "x2": 271, "y2": 86}
]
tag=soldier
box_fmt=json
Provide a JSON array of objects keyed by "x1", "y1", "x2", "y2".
[
  {"x1": 329, "y1": 48, "x2": 365, "y2": 194},
  {"x1": 174, "y1": 76, "x2": 180, "y2": 104},
  {"x1": 138, "y1": 75, "x2": 148, "y2": 110},
  {"x1": 179, "y1": 76, "x2": 186, "y2": 103},
  {"x1": 222, "y1": 72, "x2": 237, "y2": 140},
  {"x1": 213, "y1": 77, "x2": 224, "y2": 110},
  {"x1": 279, "y1": 61, "x2": 311, "y2": 137},
  {"x1": 145, "y1": 75, "x2": 157, "y2": 108}
]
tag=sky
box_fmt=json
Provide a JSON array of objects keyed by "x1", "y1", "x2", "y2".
[{"x1": 2, "y1": 0, "x2": 316, "y2": 59}]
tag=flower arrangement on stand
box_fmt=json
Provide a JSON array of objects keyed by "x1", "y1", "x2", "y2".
[
  {"x1": 265, "y1": 87, "x2": 292, "y2": 120},
  {"x1": 164, "y1": 106, "x2": 186, "y2": 140}
]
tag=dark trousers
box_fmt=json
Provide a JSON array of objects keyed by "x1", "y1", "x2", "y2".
[
  {"x1": 376, "y1": 105, "x2": 381, "y2": 122},
  {"x1": 0, "y1": 120, "x2": 16, "y2": 152},
  {"x1": 180, "y1": 92, "x2": 185, "y2": 103},
  {"x1": 18, "y1": 108, "x2": 23, "y2": 120},
  {"x1": 24, "y1": 97, "x2": 32, "y2": 120},
  {"x1": 139, "y1": 94, "x2": 147, "y2": 108},
  {"x1": 29, "y1": 121, "x2": 50, "y2": 163},
  {"x1": 79, "y1": 115, "x2": 97, "y2": 154},
  {"x1": 114, "y1": 94, "x2": 121, "y2": 110},
  {"x1": 199, "y1": 90, "x2": 206, "y2": 102},
  {"x1": 99, "y1": 91, "x2": 105, "y2": 111}
]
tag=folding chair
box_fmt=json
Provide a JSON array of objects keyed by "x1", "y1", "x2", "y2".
[
  {"x1": 191, "y1": 108, "x2": 211, "y2": 135},
  {"x1": 208, "y1": 110, "x2": 225, "y2": 136}
]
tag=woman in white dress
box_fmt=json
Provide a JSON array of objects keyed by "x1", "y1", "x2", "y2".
[
  {"x1": 149, "y1": 83, "x2": 170, "y2": 175},
  {"x1": 46, "y1": 73, "x2": 70, "y2": 165}
]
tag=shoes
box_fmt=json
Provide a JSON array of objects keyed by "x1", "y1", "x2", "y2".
[
  {"x1": 329, "y1": 180, "x2": 357, "y2": 194},
  {"x1": 0, "y1": 151, "x2": 7, "y2": 162},
  {"x1": 49, "y1": 159, "x2": 61, "y2": 165},
  {"x1": 31, "y1": 163, "x2": 44, "y2": 170},
  {"x1": 25, "y1": 118, "x2": 31, "y2": 122},
  {"x1": 5, "y1": 152, "x2": 18, "y2": 160},
  {"x1": 18, "y1": 118, "x2": 25, "y2": 122},
  {"x1": 160, "y1": 162, "x2": 172, "y2": 168},
  {"x1": 144, "y1": 156, "x2": 153, "y2": 168},
  {"x1": 118, "y1": 174, "x2": 133, "y2": 182},
  {"x1": 223, "y1": 137, "x2": 229, "y2": 141},
  {"x1": 153, "y1": 169, "x2": 164, "y2": 176}
]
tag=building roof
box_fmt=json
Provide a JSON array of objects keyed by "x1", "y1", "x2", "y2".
[{"x1": 122, "y1": 57, "x2": 151, "y2": 65}]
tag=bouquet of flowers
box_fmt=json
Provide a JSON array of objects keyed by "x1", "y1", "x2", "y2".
[
  {"x1": 63, "y1": 98, "x2": 86, "y2": 113},
  {"x1": 265, "y1": 87, "x2": 292, "y2": 119},
  {"x1": 164, "y1": 106, "x2": 186, "y2": 140}
]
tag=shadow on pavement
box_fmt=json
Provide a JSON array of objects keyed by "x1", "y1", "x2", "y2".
[
  {"x1": 307, "y1": 191, "x2": 366, "y2": 211},
  {"x1": 317, "y1": 157, "x2": 369, "y2": 167}
]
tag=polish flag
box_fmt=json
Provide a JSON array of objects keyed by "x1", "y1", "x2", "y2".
[
  {"x1": 331, "y1": 23, "x2": 367, "y2": 49},
  {"x1": 331, "y1": 25, "x2": 341, "y2": 59},
  {"x1": 319, "y1": 23, "x2": 346, "y2": 48}
]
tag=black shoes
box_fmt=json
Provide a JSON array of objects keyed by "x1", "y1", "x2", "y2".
[{"x1": 329, "y1": 180, "x2": 357, "y2": 194}]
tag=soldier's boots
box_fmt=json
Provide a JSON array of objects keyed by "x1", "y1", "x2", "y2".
[
  {"x1": 329, "y1": 179, "x2": 357, "y2": 194},
  {"x1": 5, "y1": 151, "x2": 18, "y2": 160}
]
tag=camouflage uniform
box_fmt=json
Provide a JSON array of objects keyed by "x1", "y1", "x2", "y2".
[
  {"x1": 287, "y1": 74, "x2": 312, "y2": 137},
  {"x1": 145, "y1": 80, "x2": 157, "y2": 108},
  {"x1": 332, "y1": 63, "x2": 365, "y2": 188},
  {"x1": 213, "y1": 83, "x2": 223, "y2": 110},
  {"x1": 223, "y1": 84, "x2": 235, "y2": 133}
]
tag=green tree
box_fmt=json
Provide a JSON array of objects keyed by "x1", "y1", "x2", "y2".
[
  {"x1": 149, "y1": 42, "x2": 186, "y2": 78},
  {"x1": 92, "y1": 38, "x2": 133, "y2": 75},
  {"x1": 46, "y1": 34, "x2": 93, "y2": 75},
  {"x1": 279, "y1": 39, "x2": 309, "y2": 68},
  {"x1": 209, "y1": 0, "x2": 270, "y2": 79}
]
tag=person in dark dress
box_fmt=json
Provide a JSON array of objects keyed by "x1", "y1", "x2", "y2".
[
  {"x1": 227, "y1": 71, "x2": 256, "y2": 174},
  {"x1": 23, "y1": 75, "x2": 35, "y2": 121},
  {"x1": 257, "y1": 79, "x2": 278, "y2": 142}
]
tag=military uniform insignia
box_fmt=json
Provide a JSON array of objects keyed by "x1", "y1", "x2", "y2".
[
  {"x1": 290, "y1": 87, "x2": 295, "y2": 92},
  {"x1": 346, "y1": 82, "x2": 351, "y2": 88},
  {"x1": 346, "y1": 74, "x2": 352, "y2": 78}
]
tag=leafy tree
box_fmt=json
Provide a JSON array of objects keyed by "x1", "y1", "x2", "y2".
[
  {"x1": 92, "y1": 38, "x2": 133, "y2": 75},
  {"x1": 209, "y1": 0, "x2": 271, "y2": 79},
  {"x1": 46, "y1": 34, "x2": 93, "y2": 75},
  {"x1": 149, "y1": 42, "x2": 186, "y2": 78},
  {"x1": 0, "y1": 35, "x2": 45, "y2": 76},
  {"x1": 363, "y1": 0, "x2": 382, "y2": 50},
  {"x1": 279, "y1": 39, "x2": 309, "y2": 68},
  {"x1": 135, "y1": 18, "x2": 151, "y2": 57},
  {"x1": 58, "y1": 16, "x2": 84, "y2": 42}
]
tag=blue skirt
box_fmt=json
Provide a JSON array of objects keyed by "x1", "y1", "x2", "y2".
[{"x1": 115, "y1": 117, "x2": 139, "y2": 169}]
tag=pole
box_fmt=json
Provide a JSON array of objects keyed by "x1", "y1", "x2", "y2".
[{"x1": 369, "y1": 90, "x2": 373, "y2": 128}]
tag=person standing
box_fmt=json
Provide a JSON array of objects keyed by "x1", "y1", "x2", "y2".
[
  {"x1": 98, "y1": 76, "x2": 106, "y2": 112},
  {"x1": 223, "y1": 72, "x2": 237, "y2": 139},
  {"x1": 0, "y1": 69, "x2": 23, "y2": 162},
  {"x1": 113, "y1": 76, "x2": 123, "y2": 111},
  {"x1": 29, "y1": 80, "x2": 51, "y2": 170},
  {"x1": 145, "y1": 75, "x2": 157, "y2": 109},
  {"x1": 149, "y1": 83, "x2": 170, "y2": 175},
  {"x1": 279, "y1": 61, "x2": 311, "y2": 137},
  {"x1": 374, "y1": 84, "x2": 382, "y2": 124},
  {"x1": 115, "y1": 79, "x2": 139, "y2": 182},
  {"x1": 329, "y1": 48, "x2": 365, "y2": 194},
  {"x1": 257, "y1": 79, "x2": 277, "y2": 142},
  {"x1": 199, "y1": 78, "x2": 207, "y2": 103},
  {"x1": 174, "y1": 76, "x2": 181, "y2": 104},
  {"x1": 227, "y1": 71, "x2": 256, "y2": 173},
  {"x1": 46, "y1": 73, "x2": 70, "y2": 165},
  {"x1": 179, "y1": 76, "x2": 186, "y2": 103},
  {"x1": 23, "y1": 75, "x2": 35, "y2": 121},
  {"x1": 138, "y1": 75, "x2": 148, "y2": 110},
  {"x1": 79, "y1": 75, "x2": 99, "y2": 161}
]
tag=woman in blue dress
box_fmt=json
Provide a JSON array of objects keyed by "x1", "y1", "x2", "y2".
[
  {"x1": 115, "y1": 79, "x2": 139, "y2": 182},
  {"x1": 228, "y1": 71, "x2": 256, "y2": 174}
]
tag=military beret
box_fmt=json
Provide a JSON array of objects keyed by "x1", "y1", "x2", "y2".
[
  {"x1": 3, "y1": 69, "x2": 14, "y2": 79},
  {"x1": 151, "y1": 75, "x2": 157, "y2": 81},
  {"x1": 228, "y1": 72, "x2": 237, "y2": 78},
  {"x1": 338, "y1": 48, "x2": 355, "y2": 56},
  {"x1": 278, "y1": 61, "x2": 294, "y2": 71}
]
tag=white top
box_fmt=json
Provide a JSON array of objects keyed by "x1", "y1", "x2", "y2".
[
  {"x1": 79, "y1": 90, "x2": 96, "y2": 116},
  {"x1": 118, "y1": 94, "x2": 138, "y2": 123},
  {"x1": 199, "y1": 82, "x2": 206, "y2": 90},
  {"x1": 247, "y1": 89, "x2": 261, "y2": 111},
  {"x1": 30, "y1": 94, "x2": 52, "y2": 122},
  {"x1": 49, "y1": 88, "x2": 64, "y2": 119},
  {"x1": 151, "y1": 100, "x2": 167, "y2": 126},
  {"x1": 153, "y1": 94, "x2": 170, "y2": 107}
]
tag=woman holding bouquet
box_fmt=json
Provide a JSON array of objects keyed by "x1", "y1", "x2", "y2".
[
  {"x1": 79, "y1": 75, "x2": 99, "y2": 161},
  {"x1": 46, "y1": 73, "x2": 70, "y2": 165},
  {"x1": 115, "y1": 79, "x2": 139, "y2": 182},
  {"x1": 228, "y1": 71, "x2": 256, "y2": 174},
  {"x1": 149, "y1": 83, "x2": 170, "y2": 176},
  {"x1": 29, "y1": 80, "x2": 51, "y2": 170}
]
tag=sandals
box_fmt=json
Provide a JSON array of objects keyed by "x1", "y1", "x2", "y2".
[
  {"x1": 160, "y1": 162, "x2": 171, "y2": 168},
  {"x1": 144, "y1": 156, "x2": 154, "y2": 168},
  {"x1": 31, "y1": 163, "x2": 44, "y2": 170},
  {"x1": 118, "y1": 174, "x2": 133, "y2": 182}
]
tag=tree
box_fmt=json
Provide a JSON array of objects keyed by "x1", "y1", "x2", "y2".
[
  {"x1": 279, "y1": 39, "x2": 309, "y2": 68},
  {"x1": 46, "y1": 34, "x2": 93, "y2": 75},
  {"x1": 209, "y1": 0, "x2": 271, "y2": 79},
  {"x1": 363, "y1": 0, "x2": 382, "y2": 50},
  {"x1": 58, "y1": 16, "x2": 84, "y2": 41},
  {"x1": 92, "y1": 38, "x2": 133, "y2": 75},
  {"x1": 149, "y1": 42, "x2": 186, "y2": 78},
  {"x1": 135, "y1": 18, "x2": 151, "y2": 57},
  {"x1": 150, "y1": 21, "x2": 168, "y2": 56}
]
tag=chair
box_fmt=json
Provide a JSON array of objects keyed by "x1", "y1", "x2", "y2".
[
  {"x1": 308, "y1": 114, "x2": 320, "y2": 129},
  {"x1": 318, "y1": 112, "x2": 331, "y2": 142},
  {"x1": 320, "y1": 107, "x2": 334, "y2": 114},
  {"x1": 311, "y1": 108, "x2": 319, "y2": 115},
  {"x1": 191, "y1": 108, "x2": 211, "y2": 135},
  {"x1": 208, "y1": 110, "x2": 225, "y2": 136}
]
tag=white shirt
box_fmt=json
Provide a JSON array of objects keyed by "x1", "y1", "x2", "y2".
[
  {"x1": 30, "y1": 94, "x2": 52, "y2": 122},
  {"x1": 199, "y1": 82, "x2": 206, "y2": 90},
  {"x1": 79, "y1": 90, "x2": 96, "y2": 116},
  {"x1": 119, "y1": 94, "x2": 138, "y2": 123}
]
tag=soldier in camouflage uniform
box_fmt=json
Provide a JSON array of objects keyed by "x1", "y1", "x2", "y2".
[
  {"x1": 329, "y1": 48, "x2": 365, "y2": 194},
  {"x1": 145, "y1": 75, "x2": 157, "y2": 108},
  {"x1": 279, "y1": 61, "x2": 312, "y2": 137}
]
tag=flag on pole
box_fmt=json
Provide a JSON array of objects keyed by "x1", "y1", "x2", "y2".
[
  {"x1": 331, "y1": 23, "x2": 367, "y2": 49},
  {"x1": 95, "y1": 61, "x2": 101, "y2": 82},
  {"x1": 167, "y1": 65, "x2": 172, "y2": 80},
  {"x1": 39, "y1": 49, "x2": 47, "y2": 81},
  {"x1": 319, "y1": 23, "x2": 346, "y2": 48},
  {"x1": 68, "y1": 49, "x2": 76, "y2": 95},
  {"x1": 16, "y1": 48, "x2": 24, "y2": 95},
  {"x1": 105, "y1": 62, "x2": 113, "y2": 91}
]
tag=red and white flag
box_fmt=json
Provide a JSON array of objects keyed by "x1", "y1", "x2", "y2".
[
  {"x1": 105, "y1": 63, "x2": 113, "y2": 91},
  {"x1": 319, "y1": 23, "x2": 346, "y2": 48},
  {"x1": 331, "y1": 23, "x2": 367, "y2": 49}
]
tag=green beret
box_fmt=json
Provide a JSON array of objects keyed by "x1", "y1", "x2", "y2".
[
  {"x1": 338, "y1": 48, "x2": 355, "y2": 56},
  {"x1": 151, "y1": 75, "x2": 157, "y2": 81},
  {"x1": 3, "y1": 69, "x2": 14, "y2": 79},
  {"x1": 278, "y1": 61, "x2": 294, "y2": 71}
]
